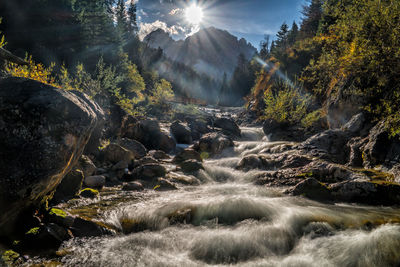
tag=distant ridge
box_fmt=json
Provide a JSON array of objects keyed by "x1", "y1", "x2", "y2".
[{"x1": 144, "y1": 27, "x2": 257, "y2": 80}]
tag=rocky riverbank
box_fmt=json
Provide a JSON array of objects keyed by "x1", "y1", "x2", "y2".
[{"x1": 2, "y1": 77, "x2": 400, "y2": 266}]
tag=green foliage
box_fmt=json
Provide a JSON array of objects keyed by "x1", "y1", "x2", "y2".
[
  {"x1": 149, "y1": 79, "x2": 174, "y2": 109},
  {"x1": 0, "y1": 18, "x2": 5, "y2": 48},
  {"x1": 262, "y1": 79, "x2": 311, "y2": 125},
  {"x1": 2, "y1": 250, "x2": 20, "y2": 265},
  {"x1": 301, "y1": 108, "x2": 323, "y2": 128}
]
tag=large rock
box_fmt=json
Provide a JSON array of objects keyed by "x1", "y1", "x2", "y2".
[
  {"x1": 77, "y1": 155, "x2": 96, "y2": 178},
  {"x1": 84, "y1": 175, "x2": 106, "y2": 188},
  {"x1": 214, "y1": 118, "x2": 241, "y2": 137},
  {"x1": 51, "y1": 169, "x2": 84, "y2": 204},
  {"x1": 0, "y1": 77, "x2": 101, "y2": 237},
  {"x1": 121, "y1": 119, "x2": 176, "y2": 153},
  {"x1": 131, "y1": 164, "x2": 167, "y2": 180},
  {"x1": 196, "y1": 132, "x2": 234, "y2": 155},
  {"x1": 118, "y1": 138, "x2": 147, "y2": 159},
  {"x1": 290, "y1": 178, "x2": 333, "y2": 201},
  {"x1": 171, "y1": 121, "x2": 193, "y2": 144},
  {"x1": 173, "y1": 148, "x2": 202, "y2": 163},
  {"x1": 262, "y1": 119, "x2": 305, "y2": 142},
  {"x1": 102, "y1": 143, "x2": 134, "y2": 164},
  {"x1": 362, "y1": 122, "x2": 393, "y2": 167}
]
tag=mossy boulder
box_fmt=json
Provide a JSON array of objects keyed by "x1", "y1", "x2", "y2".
[
  {"x1": 0, "y1": 77, "x2": 103, "y2": 238},
  {"x1": 79, "y1": 188, "x2": 99, "y2": 199}
]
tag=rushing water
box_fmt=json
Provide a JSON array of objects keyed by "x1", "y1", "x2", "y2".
[{"x1": 57, "y1": 126, "x2": 400, "y2": 267}]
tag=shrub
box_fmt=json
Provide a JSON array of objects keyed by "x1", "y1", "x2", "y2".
[
  {"x1": 149, "y1": 78, "x2": 174, "y2": 109},
  {"x1": 262, "y1": 79, "x2": 311, "y2": 125}
]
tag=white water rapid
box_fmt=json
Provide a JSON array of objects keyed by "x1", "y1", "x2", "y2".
[{"x1": 58, "y1": 126, "x2": 400, "y2": 267}]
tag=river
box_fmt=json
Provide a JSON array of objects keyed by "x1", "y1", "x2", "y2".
[{"x1": 57, "y1": 126, "x2": 400, "y2": 267}]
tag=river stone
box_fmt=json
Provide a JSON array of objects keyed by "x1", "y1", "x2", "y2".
[
  {"x1": 173, "y1": 148, "x2": 202, "y2": 163},
  {"x1": 122, "y1": 181, "x2": 144, "y2": 191},
  {"x1": 290, "y1": 178, "x2": 333, "y2": 201},
  {"x1": 155, "y1": 178, "x2": 178, "y2": 191},
  {"x1": 0, "y1": 77, "x2": 101, "y2": 237},
  {"x1": 102, "y1": 143, "x2": 134, "y2": 164},
  {"x1": 179, "y1": 160, "x2": 204, "y2": 173},
  {"x1": 214, "y1": 117, "x2": 241, "y2": 137},
  {"x1": 118, "y1": 138, "x2": 147, "y2": 159},
  {"x1": 70, "y1": 217, "x2": 113, "y2": 237},
  {"x1": 149, "y1": 150, "x2": 170, "y2": 160},
  {"x1": 171, "y1": 120, "x2": 193, "y2": 144},
  {"x1": 196, "y1": 132, "x2": 234, "y2": 155},
  {"x1": 52, "y1": 169, "x2": 84, "y2": 203},
  {"x1": 84, "y1": 175, "x2": 106, "y2": 188},
  {"x1": 132, "y1": 164, "x2": 167, "y2": 180}
]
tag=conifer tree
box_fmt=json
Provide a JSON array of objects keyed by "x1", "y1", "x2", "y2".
[
  {"x1": 288, "y1": 21, "x2": 299, "y2": 45},
  {"x1": 128, "y1": 1, "x2": 139, "y2": 34},
  {"x1": 300, "y1": 0, "x2": 323, "y2": 39}
]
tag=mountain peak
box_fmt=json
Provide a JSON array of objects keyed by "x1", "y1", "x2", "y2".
[{"x1": 144, "y1": 27, "x2": 256, "y2": 80}]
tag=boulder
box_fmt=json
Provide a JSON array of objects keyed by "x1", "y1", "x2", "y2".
[
  {"x1": 188, "y1": 119, "x2": 210, "y2": 140},
  {"x1": 121, "y1": 119, "x2": 176, "y2": 153},
  {"x1": 214, "y1": 118, "x2": 241, "y2": 137},
  {"x1": 347, "y1": 137, "x2": 368, "y2": 167},
  {"x1": 51, "y1": 169, "x2": 84, "y2": 203},
  {"x1": 131, "y1": 164, "x2": 167, "y2": 180},
  {"x1": 262, "y1": 119, "x2": 305, "y2": 141},
  {"x1": 79, "y1": 188, "x2": 99, "y2": 199},
  {"x1": 290, "y1": 178, "x2": 333, "y2": 201},
  {"x1": 118, "y1": 138, "x2": 147, "y2": 159},
  {"x1": 122, "y1": 181, "x2": 144, "y2": 191},
  {"x1": 102, "y1": 143, "x2": 133, "y2": 164},
  {"x1": 196, "y1": 132, "x2": 234, "y2": 155},
  {"x1": 78, "y1": 155, "x2": 96, "y2": 178},
  {"x1": 149, "y1": 150, "x2": 170, "y2": 160},
  {"x1": 173, "y1": 149, "x2": 202, "y2": 163},
  {"x1": 179, "y1": 160, "x2": 204, "y2": 173},
  {"x1": 84, "y1": 175, "x2": 106, "y2": 188},
  {"x1": 0, "y1": 77, "x2": 101, "y2": 237},
  {"x1": 342, "y1": 113, "x2": 367, "y2": 135},
  {"x1": 70, "y1": 217, "x2": 113, "y2": 237},
  {"x1": 299, "y1": 129, "x2": 350, "y2": 164},
  {"x1": 237, "y1": 155, "x2": 263, "y2": 171},
  {"x1": 362, "y1": 122, "x2": 392, "y2": 167},
  {"x1": 154, "y1": 178, "x2": 178, "y2": 191},
  {"x1": 171, "y1": 121, "x2": 193, "y2": 144}
]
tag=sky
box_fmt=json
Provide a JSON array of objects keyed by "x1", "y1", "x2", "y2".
[{"x1": 137, "y1": 0, "x2": 307, "y2": 49}]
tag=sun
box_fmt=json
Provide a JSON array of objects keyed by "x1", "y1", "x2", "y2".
[{"x1": 185, "y1": 4, "x2": 204, "y2": 25}]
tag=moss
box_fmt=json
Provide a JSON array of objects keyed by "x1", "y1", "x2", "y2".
[
  {"x1": 49, "y1": 208, "x2": 67, "y2": 218},
  {"x1": 297, "y1": 171, "x2": 313, "y2": 178},
  {"x1": 2, "y1": 250, "x2": 20, "y2": 265},
  {"x1": 79, "y1": 188, "x2": 99, "y2": 198},
  {"x1": 355, "y1": 168, "x2": 396, "y2": 183},
  {"x1": 25, "y1": 227, "x2": 40, "y2": 235}
]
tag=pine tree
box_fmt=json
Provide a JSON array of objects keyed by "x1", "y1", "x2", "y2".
[
  {"x1": 300, "y1": 0, "x2": 323, "y2": 39},
  {"x1": 116, "y1": 0, "x2": 129, "y2": 42},
  {"x1": 259, "y1": 35, "x2": 270, "y2": 60},
  {"x1": 128, "y1": 1, "x2": 139, "y2": 34},
  {"x1": 288, "y1": 21, "x2": 299, "y2": 45},
  {"x1": 275, "y1": 23, "x2": 289, "y2": 50}
]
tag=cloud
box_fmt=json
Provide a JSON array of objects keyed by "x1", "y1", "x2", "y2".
[
  {"x1": 169, "y1": 8, "x2": 182, "y2": 15},
  {"x1": 138, "y1": 20, "x2": 186, "y2": 40}
]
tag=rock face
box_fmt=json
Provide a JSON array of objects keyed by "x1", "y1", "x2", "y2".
[{"x1": 0, "y1": 77, "x2": 102, "y2": 237}]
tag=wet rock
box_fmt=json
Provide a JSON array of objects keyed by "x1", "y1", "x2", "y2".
[
  {"x1": 102, "y1": 143, "x2": 134, "y2": 165},
  {"x1": 171, "y1": 121, "x2": 193, "y2": 144},
  {"x1": 84, "y1": 175, "x2": 106, "y2": 188},
  {"x1": 112, "y1": 160, "x2": 128, "y2": 171},
  {"x1": 237, "y1": 155, "x2": 263, "y2": 171},
  {"x1": 196, "y1": 132, "x2": 234, "y2": 155},
  {"x1": 46, "y1": 208, "x2": 75, "y2": 228},
  {"x1": 70, "y1": 217, "x2": 113, "y2": 237},
  {"x1": 133, "y1": 156, "x2": 159, "y2": 168},
  {"x1": 173, "y1": 148, "x2": 202, "y2": 163},
  {"x1": 118, "y1": 138, "x2": 147, "y2": 159},
  {"x1": 154, "y1": 178, "x2": 178, "y2": 191},
  {"x1": 21, "y1": 223, "x2": 71, "y2": 252},
  {"x1": 122, "y1": 181, "x2": 144, "y2": 191},
  {"x1": 78, "y1": 155, "x2": 96, "y2": 178},
  {"x1": 131, "y1": 164, "x2": 167, "y2": 180},
  {"x1": 166, "y1": 172, "x2": 200, "y2": 185},
  {"x1": 299, "y1": 129, "x2": 350, "y2": 164},
  {"x1": 214, "y1": 118, "x2": 241, "y2": 137},
  {"x1": 149, "y1": 150, "x2": 170, "y2": 160},
  {"x1": 51, "y1": 169, "x2": 84, "y2": 204},
  {"x1": 188, "y1": 119, "x2": 210, "y2": 140},
  {"x1": 290, "y1": 178, "x2": 333, "y2": 201},
  {"x1": 168, "y1": 208, "x2": 193, "y2": 224},
  {"x1": 179, "y1": 160, "x2": 204, "y2": 173},
  {"x1": 262, "y1": 119, "x2": 305, "y2": 142},
  {"x1": 79, "y1": 188, "x2": 99, "y2": 199},
  {"x1": 0, "y1": 77, "x2": 101, "y2": 237},
  {"x1": 330, "y1": 180, "x2": 400, "y2": 205}
]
